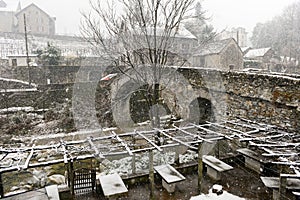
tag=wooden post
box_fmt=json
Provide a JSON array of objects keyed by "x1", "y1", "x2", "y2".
[
  {"x1": 198, "y1": 143, "x2": 203, "y2": 194},
  {"x1": 279, "y1": 174, "x2": 287, "y2": 200},
  {"x1": 214, "y1": 141, "x2": 220, "y2": 158},
  {"x1": 132, "y1": 133, "x2": 136, "y2": 174},
  {"x1": 0, "y1": 173, "x2": 3, "y2": 198},
  {"x1": 149, "y1": 150, "x2": 155, "y2": 199},
  {"x1": 132, "y1": 154, "x2": 136, "y2": 174},
  {"x1": 175, "y1": 147, "x2": 180, "y2": 166},
  {"x1": 91, "y1": 169, "x2": 96, "y2": 191},
  {"x1": 70, "y1": 160, "x2": 74, "y2": 196}
]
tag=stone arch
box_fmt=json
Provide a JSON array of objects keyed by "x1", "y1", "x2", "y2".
[
  {"x1": 110, "y1": 66, "x2": 200, "y2": 131},
  {"x1": 189, "y1": 97, "x2": 214, "y2": 124}
]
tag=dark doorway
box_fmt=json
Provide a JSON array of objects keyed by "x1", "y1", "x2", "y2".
[{"x1": 189, "y1": 97, "x2": 214, "y2": 124}]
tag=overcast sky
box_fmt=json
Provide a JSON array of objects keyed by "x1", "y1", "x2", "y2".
[{"x1": 8, "y1": 0, "x2": 299, "y2": 35}]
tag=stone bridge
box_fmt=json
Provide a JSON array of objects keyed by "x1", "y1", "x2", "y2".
[
  {"x1": 0, "y1": 68, "x2": 299, "y2": 131},
  {"x1": 110, "y1": 68, "x2": 299, "y2": 131}
]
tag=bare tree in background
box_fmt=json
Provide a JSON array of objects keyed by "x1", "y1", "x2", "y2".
[{"x1": 80, "y1": 0, "x2": 208, "y2": 130}]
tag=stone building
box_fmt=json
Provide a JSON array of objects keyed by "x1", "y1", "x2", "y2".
[
  {"x1": 117, "y1": 26, "x2": 198, "y2": 66},
  {"x1": 0, "y1": 1, "x2": 55, "y2": 35},
  {"x1": 190, "y1": 38, "x2": 243, "y2": 70},
  {"x1": 243, "y1": 47, "x2": 276, "y2": 70},
  {"x1": 244, "y1": 47, "x2": 274, "y2": 63}
]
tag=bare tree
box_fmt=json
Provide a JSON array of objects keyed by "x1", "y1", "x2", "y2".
[{"x1": 81, "y1": 0, "x2": 203, "y2": 129}]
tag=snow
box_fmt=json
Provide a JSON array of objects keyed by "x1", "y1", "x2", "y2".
[
  {"x1": 100, "y1": 73, "x2": 118, "y2": 81},
  {"x1": 212, "y1": 184, "x2": 222, "y2": 192},
  {"x1": 244, "y1": 47, "x2": 271, "y2": 58},
  {"x1": 190, "y1": 189, "x2": 245, "y2": 200},
  {"x1": 0, "y1": 88, "x2": 37, "y2": 93},
  {"x1": 136, "y1": 26, "x2": 197, "y2": 39},
  {"x1": 0, "y1": 106, "x2": 34, "y2": 114},
  {"x1": 0, "y1": 77, "x2": 37, "y2": 88},
  {"x1": 102, "y1": 127, "x2": 118, "y2": 132},
  {"x1": 100, "y1": 150, "x2": 196, "y2": 176}
]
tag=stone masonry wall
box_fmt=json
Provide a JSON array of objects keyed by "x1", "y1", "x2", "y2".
[
  {"x1": 180, "y1": 68, "x2": 300, "y2": 131},
  {"x1": 0, "y1": 68, "x2": 299, "y2": 131}
]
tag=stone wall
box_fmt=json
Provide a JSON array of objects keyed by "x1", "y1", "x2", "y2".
[
  {"x1": 179, "y1": 68, "x2": 300, "y2": 131},
  {"x1": 224, "y1": 72, "x2": 299, "y2": 130},
  {"x1": 0, "y1": 68, "x2": 299, "y2": 131}
]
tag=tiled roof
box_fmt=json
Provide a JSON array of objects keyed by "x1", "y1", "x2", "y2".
[{"x1": 194, "y1": 38, "x2": 234, "y2": 56}]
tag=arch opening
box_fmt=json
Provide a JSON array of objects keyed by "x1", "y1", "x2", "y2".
[{"x1": 189, "y1": 97, "x2": 214, "y2": 124}]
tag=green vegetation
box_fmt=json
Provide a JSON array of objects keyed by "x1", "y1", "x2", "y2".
[{"x1": 34, "y1": 42, "x2": 62, "y2": 66}]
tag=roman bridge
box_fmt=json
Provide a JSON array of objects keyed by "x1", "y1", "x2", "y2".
[
  {"x1": 109, "y1": 67, "x2": 299, "y2": 131},
  {"x1": 0, "y1": 68, "x2": 299, "y2": 131}
]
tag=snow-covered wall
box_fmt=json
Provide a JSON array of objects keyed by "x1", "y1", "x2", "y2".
[
  {"x1": 0, "y1": 68, "x2": 299, "y2": 131},
  {"x1": 180, "y1": 68, "x2": 300, "y2": 131}
]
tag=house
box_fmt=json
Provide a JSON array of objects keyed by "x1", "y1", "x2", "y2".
[
  {"x1": 190, "y1": 38, "x2": 243, "y2": 70},
  {"x1": 243, "y1": 47, "x2": 276, "y2": 70},
  {"x1": 244, "y1": 47, "x2": 274, "y2": 63},
  {"x1": 118, "y1": 26, "x2": 197, "y2": 66},
  {"x1": 241, "y1": 47, "x2": 252, "y2": 55},
  {"x1": 130, "y1": 26, "x2": 197, "y2": 57},
  {"x1": 0, "y1": 1, "x2": 55, "y2": 35},
  {"x1": 15, "y1": 3, "x2": 56, "y2": 35},
  {"x1": 7, "y1": 54, "x2": 38, "y2": 66}
]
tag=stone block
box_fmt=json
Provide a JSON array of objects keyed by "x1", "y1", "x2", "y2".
[{"x1": 162, "y1": 179, "x2": 176, "y2": 193}]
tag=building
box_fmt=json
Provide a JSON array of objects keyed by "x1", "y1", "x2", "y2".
[
  {"x1": 244, "y1": 47, "x2": 274, "y2": 62},
  {"x1": 0, "y1": 1, "x2": 55, "y2": 35},
  {"x1": 7, "y1": 54, "x2": 38, "y2": 66},
  {"x1": 0, "y1": 32, "x2": 95, "y2": 60},
  {"x1": 118, "y1": 26, "x2": 198, "y2": 66},
  {"x1": 217, "y1": 27, "x2": 248, "y2": 48},
  {"x1": 243, "y1": 47, "x2": 277, "y2": 70},
  {"x1": 191, "y1": 38, "x2": 243, "y2": 70}
]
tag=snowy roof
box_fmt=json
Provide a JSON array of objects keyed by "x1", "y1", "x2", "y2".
[
  {"x1": 194, "y1": 38, "x2": 235, "y2": 56},
  {"x1": 244, "y1": 47, "x2": 271, "y2": 58},
  {"x1": 173, "y1": 26, "x2": 197, "y2": 39},
  {"x1": 7, "y1": 54, "x2": 38, "y2": 57},
  {"x1": 135, "y1": 26, "x2": 197, "y2": 39},
  {"x1": 241, "y1": 47, "x2": 251, "y2": 53}
]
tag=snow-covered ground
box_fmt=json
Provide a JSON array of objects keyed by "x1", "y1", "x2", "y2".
[{"x1": 190, "y1": 189, "x2": 245, "y2": 200}]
